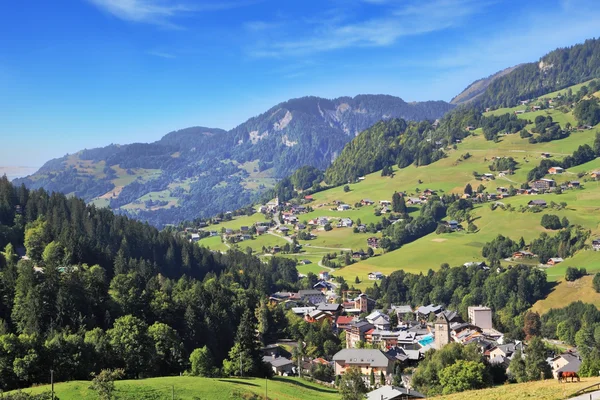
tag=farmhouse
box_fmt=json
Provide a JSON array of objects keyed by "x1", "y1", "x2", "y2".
[
  {"x1": 332, "y1": 349, "x2": 395, "y2": 376},
  {"x1": 551, "y1": 352, "x2": 582, "y2": 379},
  {"x1": 337, "y1": 204, "x2": 351, "y2": 211},
  {"x1": 547, "y1": 257, "x2": 564, "y2": 266},
  {"x1": 530, "y1": 178, "x2": 555, "y2": 191},
  {"x1": 593, "y1": 239, "x2": 600, "y2": 251},
  {"x1": 367, "y1": 237, "x2": 380, "y2": 248},
  {"x1": 548, "y1": 166, "x2": 564, "y2": 174},
  {"x1": 591, "y1": 171, "x2": 600, "y2": 180},
  {"x1": 379, "y1": 200, "x2": 392, "y2": 206},
  {"x1": 368, "y1": 272, "x2": 384, "y2": 280},
  {"x1": 528, "y1": 199, "x2": 547, "y2": 207},
  {"x1": 361, "y1": 199, "x2": 375, "y2": 205},
  {"x1": 513, "y1": 250, "x2": 535, "y2": 259},
  {"x1": 263, "y1": 355, "x2": 294, "y2": 376}
]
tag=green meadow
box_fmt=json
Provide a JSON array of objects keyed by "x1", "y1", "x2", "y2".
[{"x1": 8, "y1": 376, "x2": 338, "y2": 400}]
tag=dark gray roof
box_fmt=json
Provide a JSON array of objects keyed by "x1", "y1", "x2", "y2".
[
  {"x1": 298, "y1": 289, "x2": 324, "y2": 296},
  {"x1": 263, "y1": 356, "x2": 293, "y2": 368},
  {"x1": 333, "y1": 349, "x2": 392, "y2": 368}
]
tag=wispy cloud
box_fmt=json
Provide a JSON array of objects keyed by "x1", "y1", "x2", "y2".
[
  {"x1": 147, "y1": 50, "x2": 176, "y2": 58},
  {"x1": 87, "y1": 0, "x2": 258, "y2": 28},
  {"x1": 248, "y1": 0, "x2": 490, "y2": 57}
]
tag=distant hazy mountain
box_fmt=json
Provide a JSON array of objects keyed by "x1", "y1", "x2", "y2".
[{"x1": 16, "y1": 95, "x2": 454, "y2": 226}]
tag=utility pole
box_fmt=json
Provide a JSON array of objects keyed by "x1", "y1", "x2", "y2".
[{"x1": 50, "y1": 369, "x2": 54, "y2": 400}]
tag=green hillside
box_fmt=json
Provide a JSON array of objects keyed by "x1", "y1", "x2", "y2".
[
  {"x1": 203, "y1": 80, "x2": 600, "y2": 291},
  {"x1": 9, "y1": 376, "x2": 338, "y2": 400}
]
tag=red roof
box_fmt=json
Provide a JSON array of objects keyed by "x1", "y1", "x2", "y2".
[
  {"x1": 304, "y1": 195, "x2": 313, "y2": 200},
  {"x1": 336, "y1": 316, "x2": 355, "y2": 325},
  {"x1": 312, "y1": 357, "x2": 330, "y2": 365}
]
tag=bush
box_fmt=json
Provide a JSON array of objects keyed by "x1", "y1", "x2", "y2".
[
  {"x1": 593, "y1": 273, "x2": 600, "y2": 293},
  {"x1": 565, "y1": 267, "x2": 586, "y2": 282},
  {"x1": 540, "y1": 214, "x2": 562, "y2": 230}
]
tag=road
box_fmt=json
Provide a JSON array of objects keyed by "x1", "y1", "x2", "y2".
[{"x1": 569, "y1": 389, "x2": 600, "y2": 399}]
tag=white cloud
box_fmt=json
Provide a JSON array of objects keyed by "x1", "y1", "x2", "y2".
[
  {"x1": 87, "y1": 0, "x2": 257, "y2": 28},
  {"x1": 248, "y1": 0, "x2": 489, "y2": 57}
]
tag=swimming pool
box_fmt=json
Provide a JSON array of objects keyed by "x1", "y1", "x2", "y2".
[{"x1": 418, "y1": 334, "x2": 434, "y2": 346}]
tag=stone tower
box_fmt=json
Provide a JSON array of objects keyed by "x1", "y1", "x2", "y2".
[{"x1": 434, "y1": 312, "x2": 451, "y2": 349}]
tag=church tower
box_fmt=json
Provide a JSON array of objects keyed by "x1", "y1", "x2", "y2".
[{"x1": 434, "y1": 313, "x2": 451, "y2": 349}]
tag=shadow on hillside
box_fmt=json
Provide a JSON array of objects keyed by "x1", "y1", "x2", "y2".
[
  {"x1": 544, "y1": 280, "x2": 560, "y2": 296},
  {"x1": 272, "y1": 377, "x2": 336, "y2": 393},
  {"x1": 218, "y1": 379, "x2": 259, "y2": 387}
]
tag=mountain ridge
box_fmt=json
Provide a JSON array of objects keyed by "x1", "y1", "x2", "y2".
[{"x1": 15, "y1": 94, "x2": 454, "y2": 226}]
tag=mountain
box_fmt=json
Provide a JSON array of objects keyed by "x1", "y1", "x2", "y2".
[
  {"x1": 15, "y1": 95, "x2": 454, "y2": 227},
  {"x1": 450, "y1": 65, "x2": 521, "y2": 105},
  {"x1": 474, "y1": 38, "x2": 600, "y2": 108}
]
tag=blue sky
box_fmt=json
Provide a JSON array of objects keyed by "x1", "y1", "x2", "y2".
[{"x1": 1, "y1": 0, "x2": 600, "y2": 168}]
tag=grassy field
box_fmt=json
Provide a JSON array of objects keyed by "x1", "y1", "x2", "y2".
[
  {"x1": 435, "y1": 378, "x2": 599, "y2": 400},
  {"x1": 11, "y1": 376, "x2": 338, "y2": 400},
  {"x1": 531, "y1": 275, "x2": 600, "y2": 314}
]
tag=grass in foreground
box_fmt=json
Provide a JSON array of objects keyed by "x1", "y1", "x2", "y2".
[
  {"x1": 435, "y1": 378, "x2": 599, "y2": 400},
  {"x1": 14, "y1": 376, "x2": 338, "y2": 400}
]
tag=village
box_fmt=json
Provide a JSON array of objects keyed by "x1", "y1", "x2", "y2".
[{"x1": 259, "y1": 273, "x2": 584, "y2": 399}]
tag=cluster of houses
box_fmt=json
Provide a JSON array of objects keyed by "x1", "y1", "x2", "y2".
[{"x1": 264, "y1": 274, "x2": 583, "y2": 396}]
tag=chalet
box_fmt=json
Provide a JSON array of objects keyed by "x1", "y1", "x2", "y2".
[
  {"x1": 514, "y1": 109, "x2": 526, "y2": 114},
  {"x1": 593, "y1": 239, "x2": 600, "y2": 251},
  {"x1": 415, "y1": 304, "x2": 443, "y2": 320},
  {"x1": 333, "y1": 349, "x2": 394, "y2": 376},
  {"x1": 465, "y1": 126, "x2": 475, "y2": 131},
  {"x1": 423, "y1": 189, "x2": 436, "y2": 196},
  {"x1": 548, "y1": 166, "x2": 564, "y2": 174},
  {"x1": 532, "y1": 105, "x2": 542, "y2": 111},
  {"x1": 304, "y1": 195, "x2": 313, "y2": 201},
  {"x1": 340, "y1": 218, "x2": 353, "y2": 227},
  {"x1": 256, "y1": 226, "x2": 268, "y2": 235},
  {"x1": 241, "y1": 234, "x2": 251, "y2": 241},
  {"x1": 361, "y1": 199, "x2": 375, "y2": 206},
  {"x1": 513, "y1": 250, "x2": 535, "y2": 259},
  {"x1": 379, "y1": 200, "x2": 392, "y2": 206},
  {"x1": 298, "y1": 289, "x2": 326, "y2": 305},
  {"x1": 367, "y1": 237, "x2": 380, "y2": 248},
  {"x1": 190, "y1": 233, "x2": 200, "y2": 243},
  {"x1": 541, "y1": 152, "x2": 551, "y2": 158},
  {"x1": 290, "y1": 306, "x2": 315, "y2": 316},
  {"x1": 368, "y1": 272, "x2": 384, "y2": 280},
  {"x1": 567, "y1": 181, "x2": 580, "y2": 188},
  {"x1": 358, "y1": 176, "x2": 366, "y2": 181},
  {"x1": 198, "y1": 221, "x2": 207, "y2": 228},
  {"x1": 316, "y1": 302, "x2": 342, "y2": 314},
  {"x1": 496, "y1": 187, "x2": 508, "y2": 194},
  {"x1": 483, "y1": 173, "x2": 495, "y2": 179},
  {"x1": 520, "y1": 100, "x2": 530, "y2": 105},
  {"x1": 408, "y1": 198, "x2": 422, "y2": 205},
  {"x1": 335, "y1": 316, "x2": 356, "y2": 332},
  {"x1": 304, "y1": 309, "x2": 333, "y2": 324},
  {"x1": 591, "y1": 171, "x2": 600, "y2": 180},
  {"x1": 295, "y1": 223, "x2": 306, "y2": 230},
  {"x1": 263, "y1": 355, "x2": 294, "y2": 376},
  {"x1": 209, "y1": 231, "x2": 218, "y2": 237},
  {"x1": 391, "y1": 305, "x2": 413, "y2": 321},
  {"x1": 366, "y1": 311, "x2": 391, "y2": 330},
  {"x1": 317, "y1": 217, "x2": 329, "y2": 226},
  {"x1": 530, "y1": 178, "x2": 555, "y2": 191},
  {"x1": 337, "y1": 204, "x2": 351, "y2": 211},
  {"x1": 279, "y1": 226, "x2": 290, "y2": 234},
  {"x1": 271, "y1": 245, "x2": 281, "y2": 254},
  {"x1": 547, "y1": 257, "x2": 564, "y2": 266},
  {"x1": 353, "y1": 250, "x2": 367, "y2": 260},
  {"x1": 528, "y1": 199, "x2": 547, "y2": 207},
  {"x1": 300, "y1": 259, "x2": 312, "y2": 265},
  {"x1": 487, "y1": 193, "x2": 498, "y2": 201},
  {"x1": 448, "y1": 220, "x2": 458, "y2": 230}
]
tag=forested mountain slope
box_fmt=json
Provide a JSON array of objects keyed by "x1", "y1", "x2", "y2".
[
  {"x1": 474, "y1": 38, "x2": 600, "y2": 107},
  {"x1": 14, "y1": 95, "x2": 453, "y2": 227}
]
